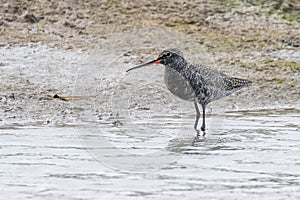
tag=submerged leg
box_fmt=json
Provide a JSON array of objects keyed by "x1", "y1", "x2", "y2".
[
  {"x1": 201, "y1": 104, "x2": 206, "y2": 136},
  {"x1": 194, "y1": 102, "x2": 200, "y2": 135}
]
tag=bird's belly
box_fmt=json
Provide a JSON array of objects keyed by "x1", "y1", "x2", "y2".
[{"x1": 164, "y1": 67, "x2": 197, "y2": 102}]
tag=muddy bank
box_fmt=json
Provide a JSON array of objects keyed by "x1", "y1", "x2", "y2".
[
  {"x1": 1, "y1": 0, "x2": 299, "y2": 50},
  {"x1": 1, "y1": 27, "x2": 299, "y2": 127},
  {"x1": 0, "y1": 0, "x2": 299, "y2": 126}
]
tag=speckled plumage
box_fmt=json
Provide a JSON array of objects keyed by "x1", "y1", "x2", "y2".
[
  {"x1": 127, "y1": 48, "x2": 252, "y2": 136},
  {"x1": 162, "y1": 49, "x2": 252, "y2": 106}
]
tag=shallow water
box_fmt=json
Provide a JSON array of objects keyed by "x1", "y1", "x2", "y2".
[{"x1": 1, "y1": 109, "x2": 299, "y2": 199}]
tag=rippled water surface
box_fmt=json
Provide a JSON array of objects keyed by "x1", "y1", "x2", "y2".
[{"x1": 1, "y1": 109, "x2": 299, "y2": 199}]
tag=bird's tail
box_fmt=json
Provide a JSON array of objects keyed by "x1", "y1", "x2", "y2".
[
  {"x1": 224, "y1": 77, "x2": 252, "y2": 95},
  {"x1": 229, "y1": 78, "x2": 252, "y2": 88}
]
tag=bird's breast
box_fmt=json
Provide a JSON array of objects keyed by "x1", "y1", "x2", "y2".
[{"x1": 163, "y1": 67, "x2": 197, "y2": 102}]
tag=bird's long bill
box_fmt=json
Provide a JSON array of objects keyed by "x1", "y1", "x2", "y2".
[{"x1": 126, "y1": 58, "x2": 161, "y2": 72}]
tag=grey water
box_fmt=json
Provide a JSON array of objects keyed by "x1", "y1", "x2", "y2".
[{"x1": 1, "y1": 109, "x2": 299, "y2": 200}]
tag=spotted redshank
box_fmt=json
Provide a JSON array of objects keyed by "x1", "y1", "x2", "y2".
[{"x1": 126, "y1": 49, "x2": 252, "y2": 136}]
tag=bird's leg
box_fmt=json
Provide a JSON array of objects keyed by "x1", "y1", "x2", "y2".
[
  {"x1": 201, "y1": 104, "x2": 206, "y2": 136},
  {"x1": 194, "y1": 102, "x2": 200, "y2": 136}
]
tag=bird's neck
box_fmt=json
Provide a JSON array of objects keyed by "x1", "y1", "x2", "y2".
[{"x1": 166, "y1": 58, "x2": 187, "y2": 72}]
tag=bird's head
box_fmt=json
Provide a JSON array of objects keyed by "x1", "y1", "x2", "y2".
[{"x1": 126, "y1": 49, "x2": 185, "y2": 72}]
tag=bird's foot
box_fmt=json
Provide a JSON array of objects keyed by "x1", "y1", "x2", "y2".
[
  {"x1": 195, "y1": 130, "x2": 200, "y2": 138},
  {"x1": 195, "y1": 129, "x2": 206, "y2": 139},
  {"x1": 201, "y1": 127, "x2": 206, "y2": 137}
]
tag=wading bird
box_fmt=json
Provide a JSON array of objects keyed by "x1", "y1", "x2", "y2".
[{"x1": 126, "y1": 49, "x2": 252, "y2": 136}]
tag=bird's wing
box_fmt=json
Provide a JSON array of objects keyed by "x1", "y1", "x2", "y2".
[
  {"x1": 190, "y1": 64, "x2": 225, "y2": 87},
  {"x1": 186, "y1": 64, "x2": 252, "y2": 98}
]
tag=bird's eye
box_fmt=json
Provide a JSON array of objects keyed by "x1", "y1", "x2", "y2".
[{"x1": 165, "y1": 52, "x2": 172, "y2": 57}]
